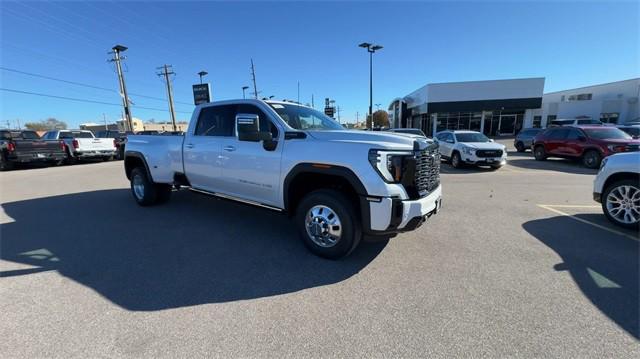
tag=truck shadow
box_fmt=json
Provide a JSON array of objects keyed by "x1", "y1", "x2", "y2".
[
  {"x1": 522, "y1": 215, "x2": 639, "y2": 338},
  {"x1": 0, "y1": 189, "x2": 387, "y2": 311}
]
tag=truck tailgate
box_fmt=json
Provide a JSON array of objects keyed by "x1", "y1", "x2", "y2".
[
  {"x1": 76, "y1": 138, "x2": 115, "y2": 151},
  {"x1": 14, "y1": 139, "x2": 66, "y2": 157}
]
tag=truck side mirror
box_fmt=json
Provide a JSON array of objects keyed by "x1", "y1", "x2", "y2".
[{"x1": 236, "y1": 114, "x2": 270, "y2": 142}]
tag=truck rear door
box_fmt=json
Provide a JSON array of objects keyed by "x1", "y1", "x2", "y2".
[{"x1": 182, "y1": 105, "x2": 233, "y2": 192}]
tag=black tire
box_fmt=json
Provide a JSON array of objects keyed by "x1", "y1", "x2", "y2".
[
  {"x1": 582, "y1": 150, "x2": 601, "y2": 169},
  {"x1": 65, "y1": 150, "x2": 77, "y2": 165},
  {"x1": 295, "y1": 189, "x2": 361, "y2": 259},
  {"x1": 0, "y1": 153, "x2": 14, "y2": 171},
  {"x1": 130, "y1": 167, "x2": 172, "y2": 206},
  {"x1": 533, "y1": 145, "x2": 547, "y2": 161},
  {"x1": 451, "y1": 151, "x2": 463, "y2": 168},
  {"x1": 515, "y1": 142, "x2": 526, "y2": 152},
  {"x1": 601, "y1": 179, "x2": 640, "y2": 230}
]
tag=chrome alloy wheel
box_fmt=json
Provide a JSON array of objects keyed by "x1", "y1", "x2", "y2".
[
  {"x1": 132, "y1": 173, "x2": 145, "y2": 201},
  {"x1": 606, "y1": 185, "x2": 640, "y2": 225},
  {"x1": 305, "y1": 205, "x2": 342, "y2": 248}
]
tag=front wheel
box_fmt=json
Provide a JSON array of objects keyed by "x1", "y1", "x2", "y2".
[
  {"x1": 602, "y1": 179, "x2": 640, "y2": 229},
  {"x1": 451, "y1": 151, "x2": 463, "y2": 168},
  {"x1": 130, "y1": 167, "x2": 172, "y2": 206},
  {"x1": 533, "y1": 146, "x2": 547, "y2": 161},
  {"x1": 295, "y1": 189, "x2": 361, "y2": 259},
  {"x1": 582, "y1": 150, "x2": 601, "y2": 169}
]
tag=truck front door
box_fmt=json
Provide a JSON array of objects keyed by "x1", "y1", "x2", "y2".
[
  {"x1": 182, "y1": 105, "x2": 235, "y2": 192},
  {"x1": 217, "y1": 104, "x2": 283, "y2": 207}
]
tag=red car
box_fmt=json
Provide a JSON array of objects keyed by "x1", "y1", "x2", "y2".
[{"x1": 532, "y1": 126, "x2": 640, "y2": 168}]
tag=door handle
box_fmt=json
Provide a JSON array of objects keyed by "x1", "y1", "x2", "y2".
[
  {"x1": 223, "y1": 145, "x2": 236, "y2": 152},
  {"x1": 185, "y1": 143, "x2": 194, "y2": 149}
]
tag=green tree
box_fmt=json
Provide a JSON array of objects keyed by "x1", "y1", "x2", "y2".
[{"x1": 366, "y1": 110, "x2": 390, "y2": 128}]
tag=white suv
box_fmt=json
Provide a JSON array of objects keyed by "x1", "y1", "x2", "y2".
[
  {"x1": 435, "y1": 130, "x2": 507, "y2": 169},
  {"x1": 593, "y1": 152, "x2": 640, "y2": 229}
]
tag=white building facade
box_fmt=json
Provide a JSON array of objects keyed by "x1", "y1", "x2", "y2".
[
  {"x1": 389, "y1": 77, "x2": 640, "y2": 137},
  {"x1": 525, "y1": 78, "x2": 640, "y2": 129}
]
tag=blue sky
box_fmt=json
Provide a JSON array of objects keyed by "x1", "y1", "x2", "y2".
[{"x1": 1, "y1": 0, "x2": 638, "y2": 128}]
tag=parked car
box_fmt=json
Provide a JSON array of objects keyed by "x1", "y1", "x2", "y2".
[
  {"x1": 593, "y1": 152, "x2": 640, "y2": 229},
  {"x1": 95, "y1": 130, "x2": 130, "y2": 160},
  {"x1": 42, "y1": 130, "x2": 117, "y2": 163},
  {"x1": 533, "y1": 126, "x2": 640, "y2": 168},
  {"x1": 0, "y1": 129, "x2": 67, "y2": 170},
  {"x1": 124, "y1": 99, "x2": 442, "y2": 259},
  {"x1": 137, "y1": 130, "x2": 161, "y2": 135},
  {"x1": 514, "y1": 128, "x2": 544, "y2": 152},
  {"x1": 550, "y1": 118, "x2": 603, "y2": 126},
  {"x1": 386, "y1": 128, "x2": 427, "y2": 137},
  {"x1": 616, "y1": 124, "x2": 640, "y2": 139},
  {"x1": 435, "y1": 130, "x2": 507, "y2": 169}
]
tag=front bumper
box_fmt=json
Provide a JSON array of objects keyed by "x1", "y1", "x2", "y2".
[
  {"x1": 462, "y1": 153, "x2": 507, "y2": 166},
  {"x1": 364, "y1": 184, "x2": 442, "y2": 235}
]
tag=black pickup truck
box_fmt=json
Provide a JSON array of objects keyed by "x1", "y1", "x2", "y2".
[{"x1": 0, "y1": 130, "x2": 67, "y2": 170}]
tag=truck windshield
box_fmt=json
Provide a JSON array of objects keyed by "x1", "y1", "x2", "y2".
[{"x1": 268, "y1": 103, "x2": 344, "y2": 131}]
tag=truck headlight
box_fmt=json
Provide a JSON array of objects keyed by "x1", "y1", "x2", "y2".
[
  {"x1": 461, "y1": 146, "x2": 476, "y2": 155},
  {"x1": 368, "y1": 149, "x2": 413, "y2": 183}
]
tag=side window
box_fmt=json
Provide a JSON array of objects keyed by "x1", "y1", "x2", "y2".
[
  {"x1": 195, "y1": 105, "x2": 236, "y2": 136},
  {"x1": 566, "y1": 129, "x2": 582, "y2": 140},
  {"x1": 548, "y1": 128, "x2": 568, "y2": 140},
  {"x1": 436, "y1": 133, "x2": 445, "y2": 141},
  {"x1": 446, "y1": 133, "x2": 455, "y2": 142},
  {"x1": 236, "y1": 104, "x2": 279, "y2": 139}
]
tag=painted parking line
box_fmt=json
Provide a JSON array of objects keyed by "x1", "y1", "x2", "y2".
[
  {"x1": 537, "y1": 204, "x2": 601, "y2": 208},
  {"x1": 537, "y1": 204, "x2": 639, "y2": 242}
]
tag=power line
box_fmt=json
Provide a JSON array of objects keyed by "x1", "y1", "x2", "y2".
[
  {"x1": 0, "y1": 88, "x2": 191, "y2": 114},
  {"x1": 0, "y1": 66, "x2": 194, "y2": 106}
]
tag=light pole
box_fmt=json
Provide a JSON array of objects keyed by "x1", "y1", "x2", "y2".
[
  {"x1": 359, "y1": 42, "x2": 383, "y2": 129},
  {"x1": 242, "y1": 86, "x2": 249, "y2": 99},
  {"x1": 198, "y1": 70, "x2": 208, "y2": 84}
]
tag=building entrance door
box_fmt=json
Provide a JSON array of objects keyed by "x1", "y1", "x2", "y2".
[{"x1": 498, "y1": 114, "x2": 516, "y2": 135}]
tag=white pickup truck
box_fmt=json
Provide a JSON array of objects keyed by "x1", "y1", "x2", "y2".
[
  {"x1": 124, "y1": 100, "x2": 442, "y2": 258},
  {"x1": 43, "y1": 130, "x2": 117, "y2": 162}
]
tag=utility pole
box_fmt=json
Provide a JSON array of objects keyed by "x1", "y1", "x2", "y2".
[
  {"x1": 336, "y1": 106, "x2": 341, "y2": 124},
  {"x1": 311, "y1": 94, "x2": 314, "y2": 108},
  {"x1": 297, "y1": 81, "x2": 300, "y2": 104},
  {"x1": 103, "y1": 113, "x2": 107, "y2": 130},
  {"x1": 356, "y1": 111, "x2": 359, "y2": 126},
  {"x1": 108, "y1": 45, "x2": 133, "y2": 132},
  {"x1": 157, "y1": 64, "x2": 177, "y2": 132},
  {"x1": 250, "y1": 59, "x2": 259, "y2": 99},
  {"x1": 16, "y1": 119, "x2": 21, "y2": 130}
]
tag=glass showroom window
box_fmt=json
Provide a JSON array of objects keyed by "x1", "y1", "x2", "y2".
[
  {"x1": 533, "y1": 116, "x2": 542, "y2": 128},
  {"x1": 599, "y1": 113, "x2": 619, "y2": 124}
]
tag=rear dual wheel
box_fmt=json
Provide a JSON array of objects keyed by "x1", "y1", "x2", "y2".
[{"x1": 130, "y1": 167, "x2": 171, "y2": 206}]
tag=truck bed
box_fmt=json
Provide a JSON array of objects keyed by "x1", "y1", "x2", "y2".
[{"x1": 126, "y1": 134, "x2": 185, "y2": 182}]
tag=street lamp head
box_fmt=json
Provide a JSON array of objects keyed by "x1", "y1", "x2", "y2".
[
  {"x1": 198, "y1": 71, "x2": 208, "y2": 77},
  {"x1": 358, "y1": 42, "x2": 372, "y2": 49},
  {"x1": 242, "y1": 86, "x2": 249, "y2": 90},
  {"x1": 371, "y1": 45, "x2": 383, "y2": 51},
  {"x1": 112, "y1": 44, "x2": 128, "y2": 52}
]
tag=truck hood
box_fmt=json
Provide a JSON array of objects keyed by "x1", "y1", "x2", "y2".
[{"x1": 306, "y1": 130, "x2": 431, "y2": 150}]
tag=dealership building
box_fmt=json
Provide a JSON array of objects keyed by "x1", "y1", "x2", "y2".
[{"x1": 388, "y1": 77, "x2": 640, "y2": 137}]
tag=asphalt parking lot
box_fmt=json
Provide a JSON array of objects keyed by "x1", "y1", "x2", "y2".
[{"x1": 1, "y1": 142, "x2": 638, "y2": 358}]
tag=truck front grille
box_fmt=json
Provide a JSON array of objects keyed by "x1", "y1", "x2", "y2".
[
  {"x1": 476, "y1": 149, "x2": 503, "y2": 158},
  {"x1": 412, "y1": 145, "x2": 441, "y2": 198}
]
